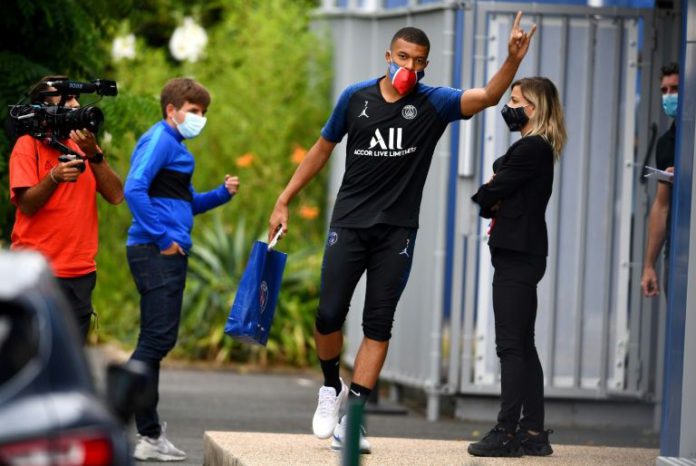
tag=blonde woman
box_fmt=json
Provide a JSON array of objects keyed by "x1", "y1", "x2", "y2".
[{"x1": 469, "y1": 77, "x2": 566, "y2": 457}]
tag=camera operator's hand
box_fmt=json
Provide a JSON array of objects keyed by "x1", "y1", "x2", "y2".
[
  {"x1": 161, "y1": 241, "x2": 186, "y2": 256},
  {"x1": 69, "y1": 129, "x2": 100, "y2": 159},
  {"x1": 53, "y1": 159, "x2": 85, "y2": 183}
]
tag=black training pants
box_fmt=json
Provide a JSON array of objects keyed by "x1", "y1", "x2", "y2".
[
  {"x1": 315, "y1": 224, "x2": 417, "y2": 341},
  {"x1": 490, "y1": 247, "x2": 547, "y2": 433}
]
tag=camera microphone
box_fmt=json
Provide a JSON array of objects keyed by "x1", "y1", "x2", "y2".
[{"x1": 49, "y1": 79, "x2": 118, "y2": 97}]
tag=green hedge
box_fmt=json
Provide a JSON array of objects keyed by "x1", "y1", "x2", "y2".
[
  {"x1": 2, "y1": 0, "x2": 332, "y2": 367},
  {"x1": 92, "y1": 0, "x2": 332, "y2": 367}
]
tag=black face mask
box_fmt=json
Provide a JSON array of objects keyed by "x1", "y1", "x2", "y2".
[{"x1": 501, "y1": 104, "x2": 529, "y2": 132}]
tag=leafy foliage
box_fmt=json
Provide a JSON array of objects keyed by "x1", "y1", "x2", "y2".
[
  {"x1": 0, "y1": 0, "x2": 131, "y2": 242},
  {"x1": 0, "y1": 0, "x2": 330, "y2": 366},
  {"x1": 90, "y1": 0, "x2": 332, "y2": 366}
]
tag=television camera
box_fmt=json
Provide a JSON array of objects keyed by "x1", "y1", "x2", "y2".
[{"x1": 7, "y1": 78, "x2": 117, "y2": 156}]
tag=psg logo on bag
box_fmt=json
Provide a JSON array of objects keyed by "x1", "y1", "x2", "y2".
[{"x1": 259, "y1": 281, "x2": 269, "y2": 314}]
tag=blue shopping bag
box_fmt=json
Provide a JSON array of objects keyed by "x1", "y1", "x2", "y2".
[{"x1": 225, "y1": 231, "x2": 287, "y2": 346}]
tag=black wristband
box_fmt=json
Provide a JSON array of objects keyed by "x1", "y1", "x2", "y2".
[{"x1": 90, "y1": 151, "x2": 104, "y2": 164}]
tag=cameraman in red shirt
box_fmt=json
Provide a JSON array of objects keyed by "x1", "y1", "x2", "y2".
[{"x1": 9, "y1": 75, "x2": 124, "y2": 343}]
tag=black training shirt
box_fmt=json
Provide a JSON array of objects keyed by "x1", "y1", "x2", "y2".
[{"x1": 321, "y1": 78, "x2": 466, "y2": 228}]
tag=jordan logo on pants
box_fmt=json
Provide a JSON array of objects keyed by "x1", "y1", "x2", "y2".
[{"x1": 399, "y1": 238, "x2": 410, "y2": 258}]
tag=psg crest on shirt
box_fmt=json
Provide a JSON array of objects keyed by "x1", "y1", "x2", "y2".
[{"x1": 402, "y1": 105, "x2": 417, "y2": 120}]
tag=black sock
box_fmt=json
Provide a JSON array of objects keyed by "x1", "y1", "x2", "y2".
[
  {"x1": 319, "y1": 356, "x2": 342, "y2": 393},
  {"x1": 348, "y1": 382, "x2": 371, "y2": 407}
]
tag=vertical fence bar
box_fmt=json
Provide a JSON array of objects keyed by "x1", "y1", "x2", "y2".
[
  {"x1": 342, "y1": 401, "x2": 363, "y2": 466},
  {"x1": 597, "y1": 18, "x2": 624, "y2": 395},
  {"x1": 544, "y1": 14, "x2": 570, "y2": 389},
  {"x1": 570, "y1": 17, "x2": 596, "y2": 388},
  {"x1": 473, "y1": 9, "x2": 500, "y2": 387},
  {"x1": 611, "y1": 17, "x2": 640, "y2": 392}
]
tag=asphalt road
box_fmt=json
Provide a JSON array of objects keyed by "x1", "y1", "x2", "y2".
[{"x1": 88, "y1": 347, "x2": 659, "y2": 466}]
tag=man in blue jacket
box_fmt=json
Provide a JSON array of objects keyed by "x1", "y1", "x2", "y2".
[{"x1": 124, "y1": 77, "x2": 239, "y2": 462}]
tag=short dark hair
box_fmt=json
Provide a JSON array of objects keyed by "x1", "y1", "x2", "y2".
[
  {"x1": 661, "y1": 62, "x2": 679, "y2": 78},
  {"x1": 390, "y1": 27, "x2": 430, "y2": 53},
  {"x1": 160, "y1": 77, "x2": 211, "y2": 118},
  {"x1": 28, "y1": 75, "x2": 69, "y2": 103}
]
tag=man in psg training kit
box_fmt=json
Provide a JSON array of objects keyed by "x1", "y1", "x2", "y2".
[{"x1": 268, "y1": 13, "x2": 536, "y2": 453}]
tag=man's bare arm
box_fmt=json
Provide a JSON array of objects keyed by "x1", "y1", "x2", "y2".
[
  {"x1": 267, "y1": 136, "x2": 336, "y2": 242},
  {"x1": 460, "y1": 11, "x2": 536, "y2": 116},
  {"x1": 92, "y1": 160, "x2": 125, "y2": 205},
  {"x1": 14, "y1": 160, "x2": 84, "y2": 216},
  {"x1": 641, "y1": 179, "x2": 671, "y2": 296}
]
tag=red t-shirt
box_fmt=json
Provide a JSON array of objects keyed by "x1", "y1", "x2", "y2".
[{"x1": 9, "y1": 135, "x2": 98, "y2": 278}]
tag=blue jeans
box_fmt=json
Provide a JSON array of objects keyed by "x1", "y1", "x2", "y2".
[{"x1": 127, "y1": 244, "x2": 188, "y2": 438}]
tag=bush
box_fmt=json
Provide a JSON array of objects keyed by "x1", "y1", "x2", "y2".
[
  {"x1": 0, "y1": 0, "x2": 130, "y2": 243},
  {"x1": 91, "y1": 0, "x2": 332, "y2": 366}
]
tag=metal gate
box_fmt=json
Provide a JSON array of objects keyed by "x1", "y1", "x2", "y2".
[{"x1": 450, "y1": 2, "x2": 661, "y2": 401}]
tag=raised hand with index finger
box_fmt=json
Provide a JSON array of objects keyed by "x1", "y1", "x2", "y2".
[{"x1": 508, "y1": 11, "x2": 537, "y2": 62}]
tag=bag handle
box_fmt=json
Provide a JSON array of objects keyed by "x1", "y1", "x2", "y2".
[{"x1": 268, "y1": 228, "x2": 283, "y2": 251}]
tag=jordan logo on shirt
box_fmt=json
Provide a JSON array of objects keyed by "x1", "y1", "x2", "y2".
[
  {"x1": 358, "y1": 100, "x2": 370, "y2": 118},
  {"x1": 399, "y1": 238, "x2": 410, "y2": 258}
]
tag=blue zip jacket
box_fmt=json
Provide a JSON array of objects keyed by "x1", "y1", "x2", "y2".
[{"x1": 125, "y1": 121, "x2": 232, "y2": 253}]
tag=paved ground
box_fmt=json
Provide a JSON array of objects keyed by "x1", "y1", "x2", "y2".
[
  {"x1": 89, "y1": 346, "x2": 659, "y2": 466},
  {"x1": 204, "y1": 432, "x2": 658, "y2": 465}
]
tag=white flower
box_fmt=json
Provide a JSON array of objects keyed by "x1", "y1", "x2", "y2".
[
  {"x1": 101, "y1": 131, "x2": 113, "y2": 146},
  {"x1": 112, "y1": 34, "x2": 136, "y2": 61},
  {"x1": 169, "y1": 17, "x2": 208, "y2": 63}
]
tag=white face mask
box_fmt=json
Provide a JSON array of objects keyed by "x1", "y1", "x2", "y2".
[{"x1": 174, "y1": 111, "x2": 207, "y2": 139}]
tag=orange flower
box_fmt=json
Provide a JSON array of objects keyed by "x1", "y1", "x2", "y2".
[
  {"x1": 299, "y1": 205, "x2": 319, "y2": 220},
  {"x1": 291, "y1": 145, "x2": 307, "y2": 165},
  {"x1": 236, "y1": 153, "x2": 255, "y2": 168}
]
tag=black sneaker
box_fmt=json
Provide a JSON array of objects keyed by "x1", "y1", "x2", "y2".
[
  {"x1": 467, "y1": 426, "x2": 523, "y2": 457},
  {"x1": 517, "y1": 429, "x2": 554, "y2": 456}
]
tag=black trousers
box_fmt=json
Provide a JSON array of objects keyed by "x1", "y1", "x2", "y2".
[
  {"x1": 56, "y1": 271, "x2": 97, "y2": 344},
  {"x1": 316, "y1": 224, "x2": 417, "y2": 341},
  {"x1": 490, "y1": 247, "x2": 547, "y2": 433}
]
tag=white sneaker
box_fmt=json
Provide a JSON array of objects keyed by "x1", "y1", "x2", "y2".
[
  {"x1": 312, "y1": 378, "x2": 348, "y2": 439},
  {"x1": 331, "y1": 415, "x2": 372, "y2": 454},
  {"x1": 133, "y1": 422, "x2": 186, "y2": 462}
]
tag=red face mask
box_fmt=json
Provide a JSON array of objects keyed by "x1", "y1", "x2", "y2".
[{"x1": 388, "y1": 61, "x2": 425, "y2": 95}]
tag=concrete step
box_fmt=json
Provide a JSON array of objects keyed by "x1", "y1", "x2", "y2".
[{"x1": 203, "y1": 431, "x2": 658, "y2": 465}]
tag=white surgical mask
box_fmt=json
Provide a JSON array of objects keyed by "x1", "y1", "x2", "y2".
[{"x1": 174, "y1": 111, "x2": 207, "y2": 139}]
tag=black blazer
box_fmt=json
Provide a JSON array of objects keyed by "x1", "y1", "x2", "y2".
[{"x1": 471, "y1": 135, "x2": 554, "y2": 256}]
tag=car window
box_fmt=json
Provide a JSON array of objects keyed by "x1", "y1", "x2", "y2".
[{"x1": 0, "y1": 304, "x2": 39, "y2": 386}]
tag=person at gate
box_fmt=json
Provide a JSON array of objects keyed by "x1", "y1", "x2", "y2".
[
  {"x1": 469, "y1": 77, "x2": 566, "y2": 457},
  {"x1": 641, "y1": 62, "x2": 679, "y2": 298},
  {"x1": 124, "y1": 77, "x2": 239, "y2": 462},
  {"x1": 267, "y1": 13, "x2": 536, "y2": 453}
]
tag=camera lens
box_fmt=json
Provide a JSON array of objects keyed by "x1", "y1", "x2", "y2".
[{"x1": 61, "y1": 107, "x2": 104, "y2": 133}]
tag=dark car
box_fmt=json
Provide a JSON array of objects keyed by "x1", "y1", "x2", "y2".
[{"x1": 0, "y1": 251, "x2": 145, "y2": 466}]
